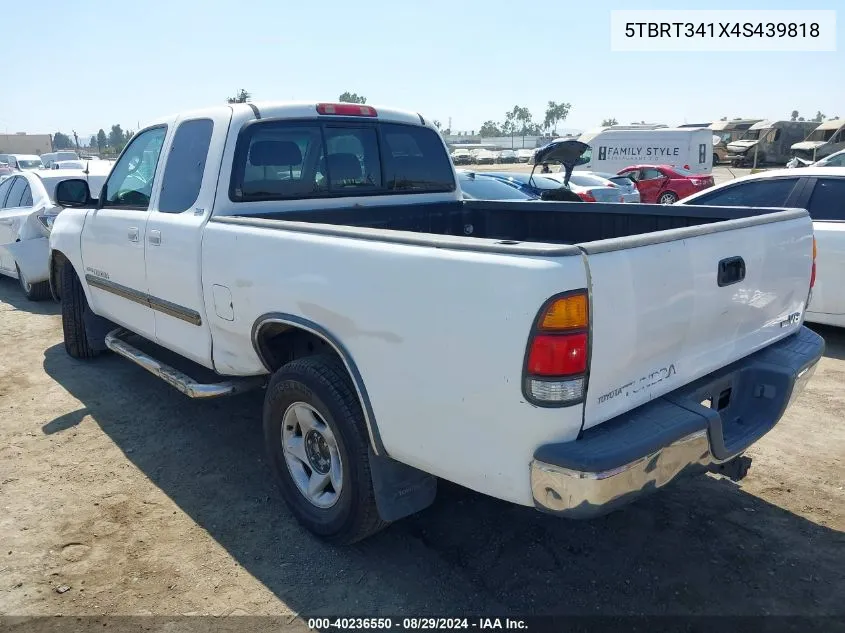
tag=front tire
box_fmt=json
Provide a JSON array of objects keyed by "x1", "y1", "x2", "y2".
[
  {"x1": 658, "y1": 191, "x2": 678, "y2": 204},
  {"x1": 16, "y1": 264, "x2": 51, "y2": 301},
  {"x1": 60, "y1": 263, "x2": 101, "y2": 359},
  {"x1": 263, "y1": 355, "x2": 388, "y2": 544}
]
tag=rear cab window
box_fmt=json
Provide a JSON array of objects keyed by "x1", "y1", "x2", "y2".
[{"x1": 229, "y1": 119, "x2": 455, "y2": 202}]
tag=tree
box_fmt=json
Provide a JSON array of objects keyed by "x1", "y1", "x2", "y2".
[
  {"x1": 790, "y1": 110, "x2": 799, "y2": 121},
  {"x1": 502, "y1": 110, "x2": 516, "y2": 148},
  {"x1": 813, "y1": 111, "x2": 825, "y2": 122},
  {"x1": 479, "y1": 120, "x2": 502, "y2": 137},
  {"x1": 227, "y1": 89, "x2": 251, "y2": 104},
  {"x1": 432, "y1": 120, "x2": 442, "y2": 130},
  {"x1": 513, "y1": 106, "x2": 533, "y2": 146},
  {"x1": 543, "y1": 101, "x2": 572, "y2": 135},
  {"x1": 108, "y1": 124, "x2": 125, "y2": 150},
  {"x1": 96, "y1": 129, "x2": 107, "y2": 153},
  {"x1": 338, "y1": 92, "x2": 367, "y2": 104},
  {"x1": 601, "y1": 118, "x2": 618, "y2": 127},
  {"x1": 53, "y1": 132, "x2": 73, "y2": 150},
  {"x1": 88, "y1": 135, "x2": 98, "y2": 149}
]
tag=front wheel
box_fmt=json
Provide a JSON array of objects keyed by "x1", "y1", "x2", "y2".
[
  {"x1": 16, "y1": 264, "x2": 51, "y2": 301},
  {"x1": 263, "y1": 355, "x2": 388, "y2": 544},
  {"x1": 60, "y1": 262, "x2": 101, "y2": 359},
  {"x1": 658, "y1": 191, "x2": 678, "y2": 204}
]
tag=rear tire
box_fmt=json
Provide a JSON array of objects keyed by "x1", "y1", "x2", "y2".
[
  {"x1": 712, "y1": 153, "x2": 720, "y2": 166},
  {"x1": 658, "y1": 191, "x2": 678, "y2": 204},
  {"x1": 16, "y1": 264, "x2": 51, "y2": 301},
  {"x1": 263, "y1": 355, "x2": 388, "y2": 544},
  {"x1": 61, "y1": 263, "x2": 101, "y2": 359}
]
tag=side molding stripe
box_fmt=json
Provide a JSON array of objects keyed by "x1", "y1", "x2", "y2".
[{"x1": 85, "y1": 275, "x2": 202, "y2": 326}]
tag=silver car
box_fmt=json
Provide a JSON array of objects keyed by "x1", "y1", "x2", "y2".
[{"x1": 590, "y1": 171, "x2": 641, "y2": 203}]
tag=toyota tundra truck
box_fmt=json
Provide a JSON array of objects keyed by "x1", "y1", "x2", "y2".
[{"x1": 48, "y1": 101, "x2": 823, "y2": 544}]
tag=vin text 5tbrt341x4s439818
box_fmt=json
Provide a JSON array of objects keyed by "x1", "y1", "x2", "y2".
[{"x1": 48, "y1": 102, "x2": 822, "y2": 543}]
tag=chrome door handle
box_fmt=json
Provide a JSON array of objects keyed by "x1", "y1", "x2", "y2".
[
  {"x1": 128, "y1": 227, "x2": 139, "y2": 242},
  {"x1": 148, "y1": 230, "x2": 161, "y2": 246}
]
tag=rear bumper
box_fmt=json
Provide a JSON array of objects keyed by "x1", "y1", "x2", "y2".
[{"x1": 530, "y1": 326, "x2": 824, "y2": 518}]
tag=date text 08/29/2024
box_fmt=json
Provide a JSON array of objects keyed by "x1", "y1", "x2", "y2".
[{"x1": 307, "y1": 618, "x2": 528, "y2": 630}]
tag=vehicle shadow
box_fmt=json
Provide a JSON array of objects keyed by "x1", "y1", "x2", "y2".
[
  {"x1": 809, "y1": 323, "x2": 845, "y2": 361},
  {"x1": 41, "y1": 344, "x2": 845, "y2": 617},
  {"x1": 0, "y1": 275, "x2": 59, "y2": 316}
]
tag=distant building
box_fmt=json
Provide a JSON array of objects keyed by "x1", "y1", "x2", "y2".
[{"x1": 0, "y1": 133, "x2": 53, "y2": 155}]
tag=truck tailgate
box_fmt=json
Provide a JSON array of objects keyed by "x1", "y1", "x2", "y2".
[{"x1": 580, "y1": 209, "x2": 814, "y2": 430}]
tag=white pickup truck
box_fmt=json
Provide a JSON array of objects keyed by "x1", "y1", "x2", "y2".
[{"x1": 48, "y1": 101, "x2": 824, "y2": 544}]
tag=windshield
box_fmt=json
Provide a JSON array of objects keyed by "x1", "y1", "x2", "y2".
[
  {"x1": 806, "y1": 128, "x2": 839, "y2": 142},
  {"x1": 740, "y1": 129, "x2": 763, "y2": 141},
  {"x1": 18, "y1": 159, "x2": 43, "y2": 169},
  {"x1": 459, "y1": 174, "x2": 537, "y2": 200}
]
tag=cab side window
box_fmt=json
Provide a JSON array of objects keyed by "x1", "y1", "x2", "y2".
[
  {"x1": 103, "y1": 126, "x2": 167, "y2": 210},
  {"x1": 806, "y1": 178, "x2": 845, "y2": 221},
  {"x1": 691, "y1": 177, "x2": 799, "y2": 207},
  {"x1": 641, "y1": 168, "x2": 664, "y2": 180}
]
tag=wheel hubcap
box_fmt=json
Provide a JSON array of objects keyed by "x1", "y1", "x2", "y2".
[{"x1": 281, "y1": 402, "x2": 343, "y2": 508}]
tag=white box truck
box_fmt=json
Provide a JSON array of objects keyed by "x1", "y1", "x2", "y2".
[{"x1": 573, "y1": 128, "x2": 714, "y2": 174}]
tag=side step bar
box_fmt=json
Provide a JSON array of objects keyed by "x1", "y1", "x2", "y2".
[{"x1": 104, "y1": 328, "x2": 264, "y2": 399}]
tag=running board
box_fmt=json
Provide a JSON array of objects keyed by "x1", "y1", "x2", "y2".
[{"x1": 104, "y1": 328, "x2": 264, "y2": 399}]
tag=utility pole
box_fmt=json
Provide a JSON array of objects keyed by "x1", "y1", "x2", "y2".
[{"x1": 72, "y1": 130, "x2": 80, "y2": 153}]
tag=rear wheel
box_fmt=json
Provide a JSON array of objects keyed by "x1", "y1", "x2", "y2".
[
  {"x1": 712, "y1": 153, "x2": 720, "y2": 166},
  {"x1": 263, "y1": 355, "x2": 388, "y2": 544},
  {"x1": 658, "y1": 191, "x2": 678, "y2": 205},
  {"x1": 60, "y1": 263, "x2": 101, "y2": 359},
  {"x1": 16, "y1": 264, "x2": 51, "y2": 301}
]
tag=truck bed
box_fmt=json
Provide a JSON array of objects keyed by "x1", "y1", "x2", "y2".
[{"x1": 221, "y1": 200, "x2": 797, "y2": 247}]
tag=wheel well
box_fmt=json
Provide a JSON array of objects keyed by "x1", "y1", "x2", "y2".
[{"x1": 255, "y1": 322, "x2": 341, "y2": 372}]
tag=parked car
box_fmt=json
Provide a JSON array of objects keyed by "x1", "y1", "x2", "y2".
[
  {"x1": 480, "y1": 172, "x2": 584, "y2": 202},
  {"x1": 0, "y1": 169, "x2": 107, "y2": 299},
  {"x1": 788, "y1": 148, "x2": 845, "y2": 169},
  {"x1": 496, "y1": 150, "x2": 518, "y2": 164},
  {"x1": 543, "y1": 172, "x2": 626, "y2": 203},
  {"x1": 588, "y1": 171, "x2": 641, "y2": 203},
  {"x1": 451, "y1": 149, "x2": 472, "y2": 165},
  {"x1": 617, "y1": 165, "x2": 714, "y2": 204},
  {"x1": 474, "y1": 149, "x2": 496, "y2": 165},
  {"x1": 0, "y1": 154, "x2": 44, "y2": 171},
  {"x1": 52, "y1": 160, "x2": 85, "y2": 170},
  {"x1": 49, "y1": 101, "x2": 820, "y2": 545},
  {"x1": 516, "y1": 149, "x2": 535, "y2": 163},
  {"x1": 456, "y1": 171, "x2": 539, "y2": 200},
  {"x1": 41, "y1": 151, "x2": 80, "y2": 169},
  {"x1": 678, "y1": 167, "x2": 845, "y2": 328}
]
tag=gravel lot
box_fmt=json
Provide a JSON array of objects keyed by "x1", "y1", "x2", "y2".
[{"x1": 0, "y1": 228, "x2": 843, "y2": 620}]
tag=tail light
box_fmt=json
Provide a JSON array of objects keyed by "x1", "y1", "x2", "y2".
[
  {"x1": 316, "y1": 103, "x2": 377, "y2": 117},
  {"x1": 523, "y1": 291, "x2": 589, "y2": 406},
  {"x1": 810, "y1": 237, "x2": 817, "y2": 289},
  {"x1": 577, "y1": 191, "x2": 596, "y2": 202}
]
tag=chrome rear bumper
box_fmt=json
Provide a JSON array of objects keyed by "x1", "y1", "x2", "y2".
[{"x1": 530, "y1": 327, "x2": 822, "y2": 518}]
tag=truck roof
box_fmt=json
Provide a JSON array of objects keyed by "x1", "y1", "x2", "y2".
[
  {"x1": 812, "y1": 118, "x2": 844, "y2": 131},
  {"x1": 146, "y1": 102, "x2": 429, "y2": 130}
]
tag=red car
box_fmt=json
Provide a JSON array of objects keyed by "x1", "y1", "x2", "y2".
[{"x1": 617, "y1": 165, "x2": 714, "y2": 204}]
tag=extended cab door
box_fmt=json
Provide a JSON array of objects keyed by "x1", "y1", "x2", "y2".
[
  {"x1": 80, "y1": 126, "x2": 168, "y2": 340},
  {"x1": 144, "y1": 110, "x2": 232, "y2": 368}
]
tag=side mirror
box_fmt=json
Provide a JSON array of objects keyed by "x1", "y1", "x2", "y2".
[{"x1": 55, "y1": 179, "x2": 93, "y2": 208}]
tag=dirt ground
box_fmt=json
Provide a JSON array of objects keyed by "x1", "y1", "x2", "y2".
[{"x1": 0, "y1": 273, "x2": 843, "y2": 621}]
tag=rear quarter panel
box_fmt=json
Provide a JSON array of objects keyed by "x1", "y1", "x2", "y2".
[{"x1": 201, "y1": 220, "x2": 589, "y2": 505}]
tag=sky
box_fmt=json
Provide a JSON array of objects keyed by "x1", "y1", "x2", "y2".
[{"x1": 2, "y1": 0, "x2": 842, "y2": 139}]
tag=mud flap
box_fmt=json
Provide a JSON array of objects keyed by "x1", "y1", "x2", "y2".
[{"x1": 368, "y1": 448, "x2": 437, "y2": 522}]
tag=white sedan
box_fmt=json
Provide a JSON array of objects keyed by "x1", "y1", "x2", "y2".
[
  {"x1": 0, "y1": 170, "x2": 107, "y2": 300},
  {"x1": 678, "y1": 166, "x2": 845, "y2": 327}
]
